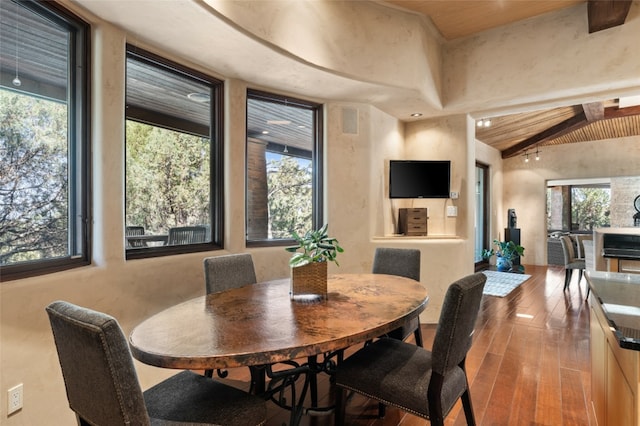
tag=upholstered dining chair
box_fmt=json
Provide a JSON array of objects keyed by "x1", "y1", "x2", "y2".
[
  {"x1": 203, "y1": 253, "x2": 260, "y2": 386},
  {"x1": 202, "y1": 253, "x2": 314, "y2": 411},
  {"x1": 560, "y1": 235, "x2": 586, "y2": 291},
  {"x1": 334, "y1": 272, "x2": 486, "y2": 426},
  {"x1": 204, "y1": 253, "x2": 257, "y2": 294},
  {"x1": 574, "y1": 235, "x2": 591, "y2": 260},
  {"x1": 372, "y1": 247, "x2": 423, "y2": 347},
  {"x1": 46, "y1": 300, "x2": 266, "y2": 426}
]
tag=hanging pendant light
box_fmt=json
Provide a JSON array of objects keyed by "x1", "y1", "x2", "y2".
[{"x1": 12, "y1": 3, "x2": 22, "y2": 87}]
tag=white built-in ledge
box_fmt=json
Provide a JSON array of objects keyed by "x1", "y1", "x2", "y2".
[{"x1": 373, "y1": 235, "x2": 461, "y2": 240}]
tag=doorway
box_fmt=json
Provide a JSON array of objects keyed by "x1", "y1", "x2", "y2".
[{"x1": 475, "y1": 162, "x2": 490, "y2": 269}]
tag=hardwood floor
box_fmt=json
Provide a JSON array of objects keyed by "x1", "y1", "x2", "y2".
[{"x1": 220, "y1": 265, "x2": 594, "y2": 425}]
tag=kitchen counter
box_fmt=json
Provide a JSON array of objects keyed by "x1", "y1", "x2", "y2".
[
  {"x1": 587, "y1": 270, "x2": 640, "y2": 351},
  {"x1": 587, "y1": 270, "x2": 640, "y2": 425}
]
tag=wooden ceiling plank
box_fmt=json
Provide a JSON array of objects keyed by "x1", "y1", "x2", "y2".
[
  {"x1": 587, "y1": 0, "x2": 632, "y2": 33},
  {"x1": 582, "y1": 102, "x2": 604, "y2": 121},
  {"x1": 501, "y1": 112, "x2": 588, "y2": 158}
]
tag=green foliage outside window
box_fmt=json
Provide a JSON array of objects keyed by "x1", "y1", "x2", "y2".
[
  {"x1": 266, "y1": 156, "x2": 312, "y2": 239},
  {"x1": 547, "y1": 185, "x2": 610, "y2": 231},
  {"x1": 571, "y1": 187, "x2": 610, "y2": 230},
  {"x1": 125, "y1": 121, "x2": 210, "y2": 235},
  {"x1": 0, "y1": 90, "x2": 69, "y2": 265}
]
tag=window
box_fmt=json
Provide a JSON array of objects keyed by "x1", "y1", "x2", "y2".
[
  {"x1": 547, "y1": 180, "x2": 611, "y2": 232},
  {"x1": 0, "y1": 1, "x2": 89, "y2": 280},
  {"x1": 125, "y1": 46, "x2": 223, "y2": 258},
  {"x1": 246, "y1": 90, "x2": 323, "y2": 244}
]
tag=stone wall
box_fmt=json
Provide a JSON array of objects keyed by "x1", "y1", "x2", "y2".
[
  {"x1": 246, "y1": 139, "x2": 268, "y2": 239},
  {"x1": 610, "y1": 176, "x2": 640, "y2": 227}
]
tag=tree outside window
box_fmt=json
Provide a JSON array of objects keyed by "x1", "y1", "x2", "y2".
[
  {"x1": 124, "y1": 46, "x2": 223, "y2": 257},
  {"x1": 0, "y1": 1, "x2": 89, "y2": 279},
  {"x1": 547, "y1": 183, "x2": 610, "y2": 231},
  {"x1": 246, "y1": 91, "x2": 322, "y2": 244}
]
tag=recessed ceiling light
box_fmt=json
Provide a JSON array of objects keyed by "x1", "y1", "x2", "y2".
[
  {"x1": 410, "y1": 113, "x2": 422, "y2": 117},
  {"x1": 187, "y1": 92, "x2": 210, "y2": 103},
  {"x1": 262, "y1": 130, "x2": 269, "y2": 135}
]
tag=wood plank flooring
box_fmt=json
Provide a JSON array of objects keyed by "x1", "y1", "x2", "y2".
[{"x1": 219, "y1": 265, "x2": 593, "y2": 425}]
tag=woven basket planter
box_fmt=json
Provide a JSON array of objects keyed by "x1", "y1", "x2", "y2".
[{"x1": 290, "y1": 261, "x2": 328, "y2": 299}]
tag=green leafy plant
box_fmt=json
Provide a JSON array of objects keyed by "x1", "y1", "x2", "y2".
[
  {"x1": 483, "y1": 239, "x2": 525, "y2": 261},
  {"x1": 483, "y1": 239, "x2": 525, "y2": 272},
  {"x1": 285, "y1": 224, "x2": 344, "y2": 267}
]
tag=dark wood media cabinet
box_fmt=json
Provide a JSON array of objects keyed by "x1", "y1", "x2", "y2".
[{"x1": 398, "y1": 208, "x2": 428, "y2": 236}]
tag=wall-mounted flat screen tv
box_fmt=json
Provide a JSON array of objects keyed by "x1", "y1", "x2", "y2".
[{"x1": 389, "y1": 160, "x2": 451, "y2": 199}]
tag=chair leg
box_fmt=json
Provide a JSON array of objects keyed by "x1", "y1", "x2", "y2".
[
  {"x1": 563, "y1": 269, "x2": 572, "y2": 290},
  {"x1": 461, "y1": 388, "x2": 477, "y2": 426},
  {"x1": 378, "y1": 402, "x2": 386, "y2": 418},
  {"x1": 335, "y1": 386, "x2": 346, "y2": 426},
  {"x1": 578, "y1": 269, "x2": 583, "y2": 284}
]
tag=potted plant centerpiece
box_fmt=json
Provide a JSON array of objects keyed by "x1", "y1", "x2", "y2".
[
  {"x1": 285, "y1": 224, "x2": 344, "y2": 299},
  {"x1": 482, "y1": 239, "x2": 525, "y2": 272}
]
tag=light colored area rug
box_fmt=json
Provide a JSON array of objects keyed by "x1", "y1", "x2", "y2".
[{"x1": 482, "y1": 270, "x2": 531, "y2": 297}]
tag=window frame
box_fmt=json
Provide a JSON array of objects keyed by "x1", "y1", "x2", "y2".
[
  {"x1": 1, "y1": 0, "x2": 91, "y2": 281},
  {"x1": 546, "y1": 179, "x2": 611, "y2": 233},
  {"x1": 124, "y1": 46, "x2": 224, "y2": 260},
  {"x1": 245, "y1": 89, "x2": 323, "y2": 247}
]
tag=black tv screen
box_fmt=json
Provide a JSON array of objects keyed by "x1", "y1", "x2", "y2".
[{"x1": 389, "y1": 160, "x2": 451, "y2": 199}]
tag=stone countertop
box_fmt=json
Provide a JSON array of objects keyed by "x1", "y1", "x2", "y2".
[{"x1": 587, "y1": 270, "x2": 640, "y2": 351}]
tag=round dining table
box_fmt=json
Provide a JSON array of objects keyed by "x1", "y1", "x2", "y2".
[{"x1": 129, "y1": 273, "x2": 429, "y2": 370}]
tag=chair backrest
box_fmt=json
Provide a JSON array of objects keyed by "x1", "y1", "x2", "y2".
[
  {"x1": 574, "y1": 235, "x2": 591, "y2": 259},
  {"x1": 583, "y1": 239, "x2": 595, "y2": 271},
  {"x1": 372, "y1": 247, "x2": 421, "y2": 281},
  {"x1": 125, "y1": 226, "x2": 145, "y2": 236},
  {"x1": 46, "y1": 301, "x2": 150, "y2": 426},
  {"x1": 204, "y1": 253, "x2": 257, "y2": 294},
  {"x1": 126, "y1": 226, "x2": 146, "y2": 248},
  {"x1": 168, "y1": 226, "x2": 207, "y2": 245},
  {"x1": 560, "y1": 235, "x2": 577, "y2": 264},
  {"x1": 431, "y1": 272, "x2": 486, "y2": 376}
]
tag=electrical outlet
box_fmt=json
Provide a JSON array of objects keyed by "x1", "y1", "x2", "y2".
[
  {"x1": 447, "y1": 206, "x2": 458, "y2": 217},
  {"x1": 450, "y1": 191, "x2": 459, "y2": 199},
  {"x1": 7, "y1": 384, "x2": 23, "y2": 415}
]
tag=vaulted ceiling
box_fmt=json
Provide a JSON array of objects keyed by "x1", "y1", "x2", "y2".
[
  {"x1": 382, "y1": 0, "x2": 638, "y2": 157},
  {"x1": 3, "y1": 0, "x2": 637, "y2": 158}
]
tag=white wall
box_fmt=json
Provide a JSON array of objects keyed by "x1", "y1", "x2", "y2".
[
  {"x1": 502, "y1": 136, "x2": 640, "y2": 265},
  {"x1": 475, "y1": 140, "x2": 504, "y2": 250},
  {"x1": 443, "y1": 2, "x2": 640, "y2": 114},
  {"x1": 3, "y1": 0, "x2": 640, "y2": 423}
]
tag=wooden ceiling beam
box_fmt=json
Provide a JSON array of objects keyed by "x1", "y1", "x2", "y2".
[
  {"x1": 501, "y1": 112, "x2": 588, "y2": 159},
  {"x1": 604, "y1": 105, "x2": 640, "y2": 119},
  {"x1": 587, "y1": 0, "x2": 632, "y2": 33},
  {"x1": 582, "y1": 102, "x2": 604, "y2": 121}
]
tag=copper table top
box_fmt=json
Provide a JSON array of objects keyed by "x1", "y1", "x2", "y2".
[{"x1": 129, "y1": 273, "x2": 429, "y2": 370}]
